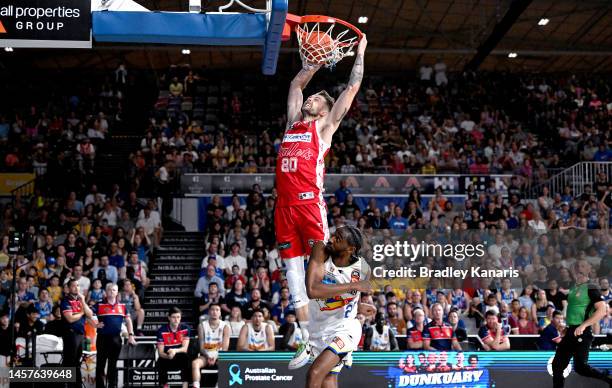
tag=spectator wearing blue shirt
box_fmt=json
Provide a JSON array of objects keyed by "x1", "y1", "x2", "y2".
[
  {"x1": 0, "y1": 116, "x2": 9, "y2": 140},
  {"x1": 334, "y1": 179, "x2": 351, "y2": 205},
  {"x1": 593, "y1": 144, "x2": 612, "y2": 161},
  {"x1": 195, "y1": 265, "x2": 225, "y2": 298},
  {"x1": 15, "y1": 277, "x2": 35, "y2": 304},
  {"x1": 271, "y1": 287, "x2": 294, "y2": 326},
  {"x1": 514, "y1": 243, "x2": 533, "y2": 277},
  {"x1": 108, "y1": 242, "x2": 126, "y2": 279},
  {"x1": 388, "y1": 207, "x2": 408, "y2": 233},
  {"x1": 156, "y1": 306, "x2": 190, "y2": 388},
  {"x1": 538, "y1": 310, "x2": 564, "y2": 350},
  {"x1": 93, "y1": 256, "x2": 119, "y2": 284},
  {"x1": 198, "y1": 282, "x2": 225, "y2": 317},
  {"x1": 34, "y1": 289, "x2": 53, "y2": 322}
]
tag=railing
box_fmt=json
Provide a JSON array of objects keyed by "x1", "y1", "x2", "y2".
[
  {"x1": 526, "y1": 162, "x2": 612, "y2": 198},
  {"x1": 10, "y1": 176, "x2": 37, "y2": 201}
]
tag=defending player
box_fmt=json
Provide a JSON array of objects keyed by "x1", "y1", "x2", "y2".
[
  {"x1": 275, "y1": 34, "x2": 367, "y2": 370},
  {"x1": 304, "y1": 225, "x2": 375, "y2": 388}
]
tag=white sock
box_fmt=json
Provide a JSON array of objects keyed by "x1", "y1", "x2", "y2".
[
  {"x1": 193, "y1": 382, "x2": 200, "y2": 388},
  {"x1": 300, "y1": 321, "x2": 310, "y2": 343}
]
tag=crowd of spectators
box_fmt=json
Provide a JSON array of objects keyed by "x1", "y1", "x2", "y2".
[
  {"x1": 139, "y1": 66, "x2": 611, "y2": 190},
  {"x1": 120, "y1": 65, "x2": 611, "y2": 353},
  {"x1": 0, "y1": 66, "x2": 132, "y2": 199},
  {"x1": 1, "y1": 64, "x2": 611, "y2": 362},
  {"x1": 0, "y1": 184, "x2": 164, "y2": 364},
  {"x1": 189, "y1": 171, "x2": 611, "y2": 353}
]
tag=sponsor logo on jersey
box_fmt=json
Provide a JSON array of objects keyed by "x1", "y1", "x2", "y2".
[
  {"x1": 283, "y1": 133, "x2": 312, "y2": 143},
  {"x1": 277, "y1": 242, "x2": 291, "y2": 250},
  {"x1": 299, "y1": 192, "x2": 315, "y2": 200}
]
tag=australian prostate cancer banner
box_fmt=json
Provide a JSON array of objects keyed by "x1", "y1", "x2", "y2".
[{"x1": 219, "y1": 351, "x2": 612, "y2": 388}]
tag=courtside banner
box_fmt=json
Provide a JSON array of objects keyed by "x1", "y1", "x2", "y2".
[
  {"x1": 219, "y1": 351, "x2": 612, "y2": 388},
  {"x1": 0, "y1": 0, "x2": 91, "y2": 48},
  {"x1": 182, "y1": 173, "x2": 510, "y2": 195}
]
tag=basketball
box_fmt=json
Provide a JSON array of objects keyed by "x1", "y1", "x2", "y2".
[
  {"x1": 306, "y1": 31, "x2": 334, "y2": 48},
  {"x1": 300, "y1": 31, "x2": 335, "y2": 64}
]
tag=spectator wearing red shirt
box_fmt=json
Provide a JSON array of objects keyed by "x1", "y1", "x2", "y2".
[
  {"x1": 423, "y1": 303, "x2": 461, "y2": 351},
  {"x1": 156, "y1": 306, "x2": 190, "y2": 388},
  {"x1": 407, "y1": 307, "x2": 427, "y2": 350},
  {"x1": 478, "y1": 311, "x2": 511, "y2": 351}
]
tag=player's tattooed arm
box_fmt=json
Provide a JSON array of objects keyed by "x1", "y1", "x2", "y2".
[
  {"x1": 323, "y1": 35, "x2": 367, "y2": 136},
  {"x1": 347, "y1": 52, "x2": 364, "y2": 90},
  {"x1": 287, "y1": 65, "x2": 321, "y2": 127}
]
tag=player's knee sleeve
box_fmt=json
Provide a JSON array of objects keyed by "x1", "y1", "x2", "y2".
[{"x1": 285, "y1": 256, "x2": 308, "y2": 308}]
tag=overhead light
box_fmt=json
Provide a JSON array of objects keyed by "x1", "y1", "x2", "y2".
[
  {"x1": 358, "y1": 16, "x2": 368, "y2": 24},
  {"x1": 4, "y1": 47, "x2": 13, "y2": 52},
  {"x1": 538, "y1": 18, "x2": 549, "y2": 26},
  {"x1": 508, "y1": 52, "x2": 518, "y2": 58},
  {"x1": 181, "y1": 49, "x2": 191, "y2": 55}
]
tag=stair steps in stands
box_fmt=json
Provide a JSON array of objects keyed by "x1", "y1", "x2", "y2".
[{"x1": 143, "y1": 231, "x2": 204, "y2": 336}]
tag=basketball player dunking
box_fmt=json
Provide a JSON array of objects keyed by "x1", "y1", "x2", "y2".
[{"x1": 275, "y1": 36, "x2": 367, "y2": 369}]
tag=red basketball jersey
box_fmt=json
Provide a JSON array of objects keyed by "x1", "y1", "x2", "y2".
[{"x1": 276, "y1": 120, "x2": 330, "y2": 207}]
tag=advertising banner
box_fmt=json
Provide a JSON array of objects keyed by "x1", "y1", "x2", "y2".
[
  {"x1": 182, "y1": 173, "x2": 511, "y2": 195},
  {"x1": 0, "y1": 0, "x2": 91, "y2": 48},
  {"x1": 219, "y1": 351, "x2": 612, "y2": 388}
]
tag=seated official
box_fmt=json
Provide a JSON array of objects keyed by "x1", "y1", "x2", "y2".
[
  {"x1": 407, "y1": 308, "x2": 426, "y2": 349},
  {"x1": 538, "y1": 310, "x2": 565, "y2": 350},
  {"x1": 423, "y1": 303, "x2": 462, "y2": 351},
  {"x1": 478, "y1": 311, "x2": 511, "y2": 351},
  {"x1": 156, "y1": 306, "x2": 190, "y2": 388}
]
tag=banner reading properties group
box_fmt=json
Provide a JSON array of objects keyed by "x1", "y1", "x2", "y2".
[
  {"x1": 219, "y1": 351, "x2": 612, "y2": 388},
  {"x1": 0, "y1": 0, "x2": 91, "y2": 48}
]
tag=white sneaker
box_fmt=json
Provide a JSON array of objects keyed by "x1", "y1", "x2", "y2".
[{"x1": 288, "y1": 342, "x2": 311, "y2": 370}]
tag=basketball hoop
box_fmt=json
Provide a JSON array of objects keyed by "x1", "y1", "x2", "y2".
[{"x1": 286, "y1": 15, "x2": 363, "y2": 68}]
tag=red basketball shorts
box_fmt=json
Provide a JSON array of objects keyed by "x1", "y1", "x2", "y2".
[{"x1": 275, "y1": 202, "x2": 330, "y2": 259}]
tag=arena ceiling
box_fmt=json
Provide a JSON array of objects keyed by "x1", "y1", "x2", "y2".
[{"x1": 2, "y1": 0, "x2": 612, "y2": 73}]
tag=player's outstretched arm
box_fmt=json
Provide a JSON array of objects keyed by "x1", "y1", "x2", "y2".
[
  {"x1": 321, "y1": 35, "x2": 367, "y2": 138},
  {"x1": 306, "y1": 241, "x2": 372, "y2": 299},
  {"x1": 286, "y1": 65, "x2": 321, "y2": 129}
]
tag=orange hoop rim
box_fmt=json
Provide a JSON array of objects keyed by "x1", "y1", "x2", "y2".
[{"x1": 286, "y1": 14, "x2": 364, "y2": 46}]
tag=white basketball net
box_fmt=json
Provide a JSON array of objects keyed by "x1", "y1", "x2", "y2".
[{"x1": 296, "y1": 21, "x2": 358, "y2": 68}]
